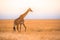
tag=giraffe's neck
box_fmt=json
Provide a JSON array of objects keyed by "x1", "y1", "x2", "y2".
[
  {"x1": 23, "y1": 9, "x2": 29, "y2": 17},
  {"x1": 19, "y1": 9, "x2": 30, "y2": 19}
]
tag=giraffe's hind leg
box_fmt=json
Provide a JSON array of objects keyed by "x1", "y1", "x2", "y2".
[
  {"x1": 20, "y1": 24, "x2": 22, "y2": 32},
  {"x1": 17, "y1": 25, "x2": 19, "y2": 32}
]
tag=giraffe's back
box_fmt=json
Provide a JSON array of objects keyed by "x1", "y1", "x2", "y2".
[{"x1": 14, "y1": 18, "x2": 24, "y2": 25}]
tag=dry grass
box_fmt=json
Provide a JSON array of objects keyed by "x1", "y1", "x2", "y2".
[{"x1": 0, "y1": 19, "x2": 60, "y2": 40}]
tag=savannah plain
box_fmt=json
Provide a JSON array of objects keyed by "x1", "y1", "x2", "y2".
[{"x1": 0, "y1": 19, "x2": 60, "y2": 40}]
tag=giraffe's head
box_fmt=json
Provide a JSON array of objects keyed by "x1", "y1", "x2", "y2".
[{"x1": 28, "y1": 8, "x2": 33, "y2": 12}]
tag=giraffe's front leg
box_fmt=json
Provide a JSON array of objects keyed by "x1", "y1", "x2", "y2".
[
  {"x1": 17, "y1": 25, "x2": 19, "y2": 32},
  {"x1": 23, "y1": 24, "x2": 26, "y2": 32}
]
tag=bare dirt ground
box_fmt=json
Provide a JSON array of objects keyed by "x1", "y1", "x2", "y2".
[{"x1": 0, "y1": 19, "x2": 60, "y2": 40}]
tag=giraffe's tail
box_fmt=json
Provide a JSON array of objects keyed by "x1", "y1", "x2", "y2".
[{"x1": 13, "y1": 25, "x2": 16, "y2": 31}]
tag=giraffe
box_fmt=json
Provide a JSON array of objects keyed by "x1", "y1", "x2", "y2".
[{"x1": 13, "y1": 8, "x2": 32, "y2": 32}]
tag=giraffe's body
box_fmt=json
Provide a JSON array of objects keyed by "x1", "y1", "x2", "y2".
[{"x1": 13, "y1": 8, "x2": 32, "y2": 32}]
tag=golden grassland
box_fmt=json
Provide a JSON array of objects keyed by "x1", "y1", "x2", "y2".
[
  {"x1": 0, "y1": 19, "x2": 60, "y2": 31},
  {"x1": 0, "y1": 19, "x2": 60, "y2": 40}
]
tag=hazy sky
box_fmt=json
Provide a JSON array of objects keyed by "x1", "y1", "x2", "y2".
[{"x1": 0, "y1": 0, "x2": 60, "y2": 19}]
